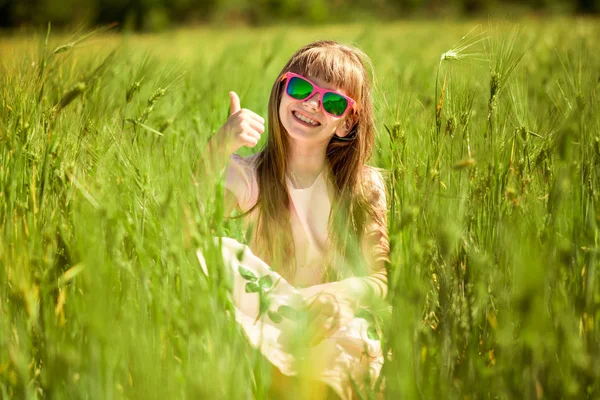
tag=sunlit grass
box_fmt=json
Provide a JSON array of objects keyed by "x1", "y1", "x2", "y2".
[{"x1": 1, "y1": 18, "x2": 599, "y2": 398}]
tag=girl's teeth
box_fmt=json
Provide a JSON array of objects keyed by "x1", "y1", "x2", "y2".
[{"x1": 294, "y1": 111, "x2": 318, "y2": 126}]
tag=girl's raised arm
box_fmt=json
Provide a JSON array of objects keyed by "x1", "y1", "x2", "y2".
[{"x1": 196, "y1": 92, "x2": 265, "y2": 214}]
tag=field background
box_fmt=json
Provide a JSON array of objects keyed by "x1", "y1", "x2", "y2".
[{"x1": 1, "y1": 18, "x2": 600, "y2": 399}]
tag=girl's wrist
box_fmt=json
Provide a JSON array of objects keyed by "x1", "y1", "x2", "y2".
[
  {"x1": 307, "y1": 280, "x2": 360, "y2": 313},
  {"x1": 208, "y1": 131, "x2": 236, "y2": 158},
  {"x1": 329, "y1": 277, "x2": 382, "y2": 311},
  {"x1": 200, "y1": 133, "x2": 233, "y2": 179}
]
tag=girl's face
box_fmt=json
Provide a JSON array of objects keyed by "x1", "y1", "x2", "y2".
[{"x1": 279, "y1": 74, "x2": 354, "y2": 145}]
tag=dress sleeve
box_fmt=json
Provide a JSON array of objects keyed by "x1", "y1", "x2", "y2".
[{"x1": 225, "y1": 154, "x2": 259, "y2": 212}]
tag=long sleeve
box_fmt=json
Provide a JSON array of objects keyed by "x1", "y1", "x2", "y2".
[{"x1": 357, "y1": 167, "x2": 389, "y2": 301}]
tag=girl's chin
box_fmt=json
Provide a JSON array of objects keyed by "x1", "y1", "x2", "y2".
[
  {"x1": 286, "y1": 127, "x2": 317, "y2": 141},
  {"x1": 282, "y1": 117, "x2": 320, "y2": 138},
  {"x1": 285, "y1": 127, "x2": 334, "y2": 146}
]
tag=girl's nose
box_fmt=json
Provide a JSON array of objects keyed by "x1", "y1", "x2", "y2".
[{"x1": 302, "y1": 93, "x2": 321, "y2": 112}]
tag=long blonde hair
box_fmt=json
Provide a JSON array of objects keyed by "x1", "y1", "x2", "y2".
[{"x1": 251, "y1": 40, "x2": 387, "y2": 282}]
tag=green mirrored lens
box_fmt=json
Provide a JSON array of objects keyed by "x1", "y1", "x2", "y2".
[
  {"x1": 322, "y1": 92, "x2": 348, "y2": 116},
  {"x1": 287, "y1": 77, "x2": 313, "y2": 100}
]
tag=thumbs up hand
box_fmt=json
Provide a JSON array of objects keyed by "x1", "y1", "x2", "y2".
[{"x1": 216, "y1": 91, "x2": 265, "y2": 154}]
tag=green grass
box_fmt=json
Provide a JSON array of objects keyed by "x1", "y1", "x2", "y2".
[{"x1": 1, "y1": 18, "x2": 599, "y2": 399}]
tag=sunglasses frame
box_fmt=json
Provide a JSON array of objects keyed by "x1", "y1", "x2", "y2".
[{"x1": 281, "y1": 72, "x2": 357, "y2": 118}]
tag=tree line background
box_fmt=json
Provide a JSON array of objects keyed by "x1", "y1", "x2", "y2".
[{"x1": 0, "y1": 0, "x2": 598, "y2": 31}]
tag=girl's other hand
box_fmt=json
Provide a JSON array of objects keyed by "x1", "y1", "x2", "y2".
[
  {"x1": 305, "y1": 292, "x2": 354, "y2": 347},
  {"x1": 216, "y1": 91, "x2": 265, "y2": 154}
]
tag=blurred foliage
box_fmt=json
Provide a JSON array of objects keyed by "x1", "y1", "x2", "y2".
[
  {"x1": 0, "y1": 0, "x2": 598, "y2": 31},
  {"x1": 1, "y1": 19, "x2": 599, "y2": 399}
]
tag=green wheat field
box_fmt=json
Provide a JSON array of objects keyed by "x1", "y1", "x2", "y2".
[{"x1": 1, "y1": 18, "x2": 599, "y2": 399}]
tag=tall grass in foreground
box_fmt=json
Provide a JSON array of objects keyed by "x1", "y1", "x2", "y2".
[{"x1": 1, "y1": 20, "x2": 599, "y2": 399}]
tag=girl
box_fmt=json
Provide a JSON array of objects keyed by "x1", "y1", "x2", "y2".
[{"x1": 204, "y1": 40, "x2": 389, "y2": 399}]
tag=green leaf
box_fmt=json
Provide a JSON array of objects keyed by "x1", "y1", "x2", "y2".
[
  {"x1": 355, "y1": 309, "x2": 375, "y2": 323},
  {"x1": 258, "y1": 275, "x2": 273, "y2": 290},
  {"x1": 238, "y1": 266, "x2": 258, "y2": 281},
  {"x1": 267, "y1": 311, "x2": 282, "y2": 323},
  {"x1": 245, "y1": 282, "x2": 261, "y2": 293},
  {"x1": 367, "y1": 326, "x2": 379, "y2": 341},
  {"x1": 259, "y1": 293, "x2": 271, "y2": 315},
  {"x1": 236, "y1": 247, "x2": 245, "y2": 261},
  {"x1": 278, "y1": 305, "x2": 300, "y2": 320}
]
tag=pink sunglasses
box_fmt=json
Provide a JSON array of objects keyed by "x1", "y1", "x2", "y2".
[{"x1": 281, "y1": 72, "x2": 357, "y2": 118}]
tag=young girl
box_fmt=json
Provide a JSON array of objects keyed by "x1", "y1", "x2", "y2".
[{"x1": 204, "y1": 40, "x2": 389, "y2": 399}]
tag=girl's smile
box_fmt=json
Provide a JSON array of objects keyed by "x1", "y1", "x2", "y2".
[{"x1": 292, "y1": 110, "x2": 321, "y2": 127}]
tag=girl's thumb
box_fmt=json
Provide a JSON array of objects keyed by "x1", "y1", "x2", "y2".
[{"x1": 229, "y1": 91, "x2": 241, "y2": 115}]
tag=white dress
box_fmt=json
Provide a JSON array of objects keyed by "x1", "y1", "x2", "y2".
[{"x1": 200, "y1": 154, "x2": 385, "y2": 399}]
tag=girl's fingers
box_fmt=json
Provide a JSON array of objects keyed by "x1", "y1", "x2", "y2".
[
  {"x1": 241, "y1": 109, "x2": 265, "y2": 124},
  {"x1": 327, "y1": 313, "x2": 341, "y2": 335},
  {"x1": 245, "y1": 118, "x2": 265, "y2": 134},
  {"x1": 307, "y1": 293, "x2": 338, "y2": 318},
  {"x1": 229, "y1": 91, "x2": 241, "y2": 116},
  {"x1": 307, "y1": 303, "x2": 344, "y2": 347},
  {"x1": 239, "y1": 132, "x2": 259, "y2": 147},
  {"x1": 308, "y1": 315, "x2": 340, "y2": 347},
  {"x1": 243, "y1": 128, "x2": 261, "y2": 141},
  {"x1": 308, "y1": 319, "x2": 328, "y2": 346}
]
